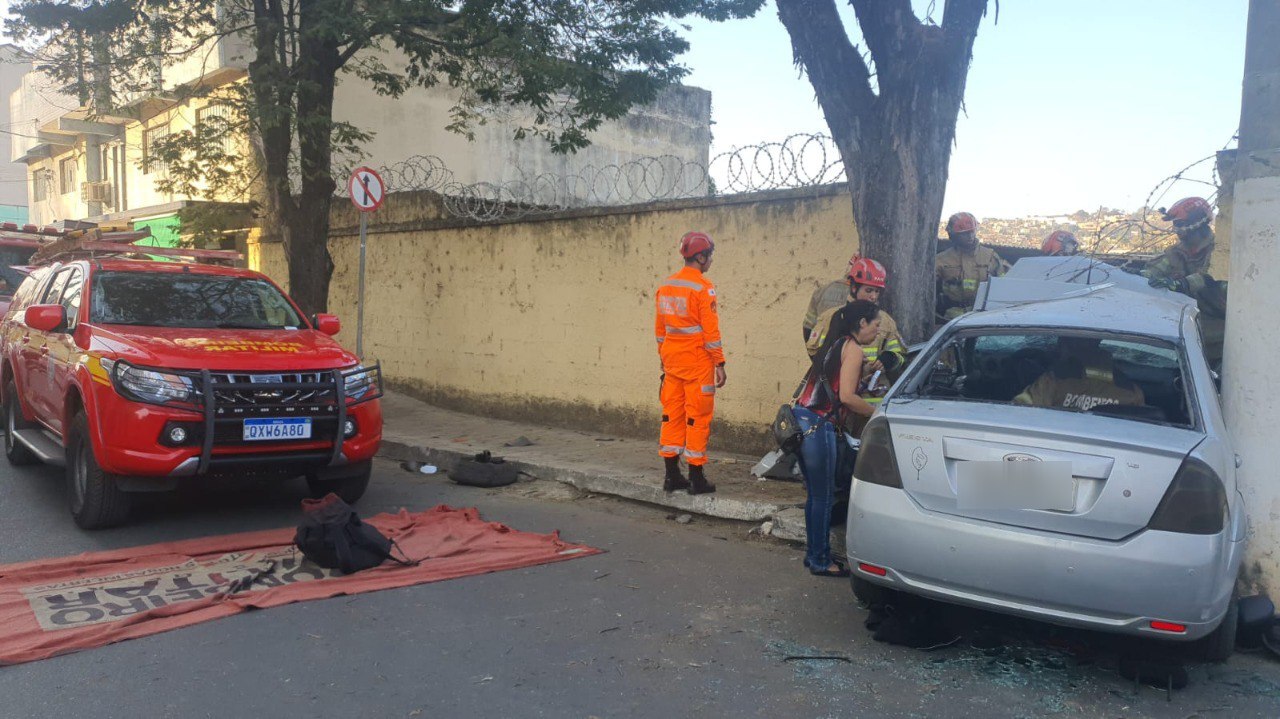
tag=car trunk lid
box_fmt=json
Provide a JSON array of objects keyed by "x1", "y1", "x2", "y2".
[{"x1": 883, "y1": 399, "x2": 1204, "y2": 540}]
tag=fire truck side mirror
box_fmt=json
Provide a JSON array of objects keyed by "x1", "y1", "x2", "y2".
[
  {"x1": 314, "y1": 313, "x2": 341, "y2": 336},
  {"x1": 25, "y1": 304, "x2": 65, "y2": 333}
]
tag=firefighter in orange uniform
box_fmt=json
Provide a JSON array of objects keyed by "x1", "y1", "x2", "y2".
[{"x1": 655, "y1": 231, "x2": 726, "y2": 495}]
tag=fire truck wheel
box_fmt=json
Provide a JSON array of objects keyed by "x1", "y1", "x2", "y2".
[
  {"x1": 66, "y1": 411, "x2": 131, "y2": 529},
  {"x1": 4, "y1": 381, "x2": 36, "y2": 466},
  {"x1": 306, "y1": 460, "x2": 372, "y2": 504}
]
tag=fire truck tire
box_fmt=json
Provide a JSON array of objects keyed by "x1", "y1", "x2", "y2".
[
  {"x1": 307, "y1": 460, "x2": 371, "y2": 504},
  {"x1": 4, "y1": 381, "x2": 36, "y2": 466},
  {"x1": 66, "y1": 411, "x2": 131, "y2": 529}
]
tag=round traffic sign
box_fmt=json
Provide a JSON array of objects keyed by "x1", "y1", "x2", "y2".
[{"x1": 348, "y1": 166, "x2": 385, "y2": 212}]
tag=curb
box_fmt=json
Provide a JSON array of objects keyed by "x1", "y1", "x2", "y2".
[{"x1": 378, "y1": 438, "x2": 793, "y2": 524}]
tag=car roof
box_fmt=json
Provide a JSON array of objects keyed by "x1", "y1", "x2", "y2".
[
  {"x1": 82, "y1": 258, "x2": 264, "y2": 279},
  {"x1": 958, "y1": 257, "x2": 1192, "y2": 340}
]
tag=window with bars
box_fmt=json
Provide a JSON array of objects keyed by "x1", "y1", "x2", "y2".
[
  {"x1": 59, "y1": 156, "x2": 78, "y2": 195},
  {"x1": 143, "y1": 125, "x2": 170, "y2": 175},
  {"x1": 196, "y1": 104, "x2": 238, "y2": 156},
  {"x1": 31, "y1": 170, "x2": 49, "y2": 202}
]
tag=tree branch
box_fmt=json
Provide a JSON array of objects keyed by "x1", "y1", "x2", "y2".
[
  {"x1": 848, "y1": 0, "x2": 920, "y2": 76},
  {"x1": 775, "y1": 0, "x2": 875, "y2": 147}
]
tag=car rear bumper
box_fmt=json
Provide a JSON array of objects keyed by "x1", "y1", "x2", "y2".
[{"x1": 845, "y1": 481, "x2": 1240, "y2": 641}]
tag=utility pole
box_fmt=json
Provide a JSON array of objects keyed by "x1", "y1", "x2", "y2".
[{"x1": 1222, "y1": 0, "x2": 1280, "y2": 596}]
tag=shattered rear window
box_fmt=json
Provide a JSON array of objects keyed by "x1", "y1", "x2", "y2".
[{"x1": 912, "y1": 330, "x2": 1193, "y2": 427}]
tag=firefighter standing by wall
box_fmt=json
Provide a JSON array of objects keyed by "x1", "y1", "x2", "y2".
[
  {"x1": 935, "y1": 212, "x2": 1008, "y2": 327},
  {"x1": 802, "y1": 253, "x2": 859, "y2": 342},
  {"x1": 655, "y1": 231, "x2": 726, "y2": 495},
  {"x1": 805, "y1": 258, "x2": 904, "y2": 414}
]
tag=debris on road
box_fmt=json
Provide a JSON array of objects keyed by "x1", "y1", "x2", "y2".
[{"x1": 504, "y1": 436, "x2": 535, "y2": 447}]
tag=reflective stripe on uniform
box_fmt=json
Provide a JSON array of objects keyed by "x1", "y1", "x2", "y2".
[
  {"x1": 664, "y1": 279, "x2": 704, "y2": 291},
  {"x1": 656, "y1": 336, "x2": 665, "y2": 343},
  {"x1": 704, "y1": 341, "x2": 722, "y2": 350},
  {"x1": 684, "y1": 449, "x2": 705, "y2": 459},
  {"x1": 700, "y1": 384, "x2": 715, "y2": 394},
  {"x1": 660, "y1": 445, "x2": 685, "y2": 455},
  {"x1": 666, "y1": 325, "x2": 703, "y2": 334}
]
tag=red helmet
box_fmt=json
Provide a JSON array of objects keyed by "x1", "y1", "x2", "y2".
[
  {"x1": 1041, "y1": 230, "x2": 1079, "y2": 256},
  {"x1": 678, "y1": 231, "x2": 714, "y2": 259},
  {"x1": 1161, "y1": 197, "x2": 1214, "y2": 231},
  {"x1": 848, "y1": 257, "x2": 887, "y2": 289},
  {"x1": 946, "y1": 212, "x2": 978, "y2": 234}
]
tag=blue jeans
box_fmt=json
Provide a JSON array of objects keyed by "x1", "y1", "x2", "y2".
[{"x1": 794, "y1": 406, "x2": 838, "y2": 570}]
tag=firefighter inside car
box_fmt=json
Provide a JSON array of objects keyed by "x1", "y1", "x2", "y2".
[{"x1": 0, "y1": 228, "x2": 382, "y2": 529}]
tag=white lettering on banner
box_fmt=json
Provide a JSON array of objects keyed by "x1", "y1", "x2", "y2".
[{"x1": 21, "y1": 548, "x2": 342, "y2": 632}]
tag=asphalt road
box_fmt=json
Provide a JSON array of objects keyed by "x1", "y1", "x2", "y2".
[{"x1": 1, "y1": 458, "x2": 1279, "y2": 718}]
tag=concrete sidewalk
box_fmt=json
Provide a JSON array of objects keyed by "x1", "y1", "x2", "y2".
[{"x1": 377, "y1": 391, "x2": 808, "y2": 535}]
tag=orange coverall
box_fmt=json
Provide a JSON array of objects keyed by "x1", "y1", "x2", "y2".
[{"x1": 654, "y1": 266, "x2": 726, "y2": 466}]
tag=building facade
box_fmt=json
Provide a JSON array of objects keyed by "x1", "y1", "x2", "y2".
[{"x1": 8, "y1": 34, "x2": 712, "y2": 239}]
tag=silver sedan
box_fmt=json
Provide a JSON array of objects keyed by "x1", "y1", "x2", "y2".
[{"x1": 846, "y1": 257, "x2": 1243, "y2": 661}]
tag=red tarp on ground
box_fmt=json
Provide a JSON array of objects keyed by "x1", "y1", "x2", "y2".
[{"x1": 0, "y1": 505, "x2": 600, "y2": 666}]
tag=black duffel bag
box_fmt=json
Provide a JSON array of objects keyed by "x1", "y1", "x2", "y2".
[{"x1": 294, "y1": 493, "x2": 416, "y2": 574}]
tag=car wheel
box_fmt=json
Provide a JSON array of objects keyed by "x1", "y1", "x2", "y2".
[
  {"x1": 1196, "y1": 588, "x2": 1239, "y2": 663},
  {"x1": 851, "y1": 574, "x2": 896, "y2": 607},
  {"x1": 66, "y1": 411, "x2": 131, "y2": 529},
  {"x1": 4, "y1": 381, "x2": 36, "y2": 466},
  {"x1": 306, "y1": 460, "x2": 371, "y2": 504}
]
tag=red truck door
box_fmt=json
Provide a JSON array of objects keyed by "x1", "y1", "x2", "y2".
[
  {"x1": 43, "y1": 267, "x2": 83, "y2": 436},
  {"x1": 23, "y1": 268, "x2": 72, "y2": 427}
]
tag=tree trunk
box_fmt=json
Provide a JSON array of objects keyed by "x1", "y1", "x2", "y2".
[
  {"x1": 776, "y1": 0, "x2": 987, "y2": 343},
  {"x1": 286, "y1": 0, "x2": 341, "y2": 316}
]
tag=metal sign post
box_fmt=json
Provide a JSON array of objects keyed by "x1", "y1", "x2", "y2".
[{"x1": 346, "y1": 166, "x2": 385, "y2": 358}]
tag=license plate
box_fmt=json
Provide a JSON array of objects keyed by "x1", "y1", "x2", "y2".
[
  {"x1": 243, "y1": 417, "x2": 312, "y2": 441},
  {"x1": 956, "y1": 460, "x2": 1075, "y2": 511},
  {"x1": 250, "y1": 374, "x2": 283, "y2": 384}
]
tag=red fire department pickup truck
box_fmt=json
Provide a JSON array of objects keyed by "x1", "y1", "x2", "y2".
[{"x1": 0, "y1": 253, "x2": 382, "y2": 529}]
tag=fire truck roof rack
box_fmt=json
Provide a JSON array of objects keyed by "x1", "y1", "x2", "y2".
[{"x1": 27, "y1": 225, "x2": 243, "y2": 266}]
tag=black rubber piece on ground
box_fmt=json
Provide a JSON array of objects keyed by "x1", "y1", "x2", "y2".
[{"x1": 450, "y1": 457, "x2": 519, "y2": 488}]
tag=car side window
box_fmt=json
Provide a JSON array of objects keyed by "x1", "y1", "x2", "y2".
[
  {"x1": 8, "y1": 271, "x2": 48, "y2": 314},
  {"x1": 41, "y1": 269, "x2": 71, "y2": 307},
  {"x1": 59, "y1": 268, "x2": 83, "y2": 330}
]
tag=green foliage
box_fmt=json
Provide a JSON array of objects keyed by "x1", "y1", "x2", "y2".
[{"x1": 8, "y1": 0, "x2": 763, "y2": 311}]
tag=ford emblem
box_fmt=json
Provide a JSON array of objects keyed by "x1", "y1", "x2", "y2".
[{"x1": 1003, "y1": 452, "x2": 1041, "y2": 462}]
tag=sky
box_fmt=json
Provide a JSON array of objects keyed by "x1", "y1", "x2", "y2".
[
  {"x1": 0, "y1": 1, "x2": 1248, "y2": 219},
  {"x1": 679, "y1": 0, "x2": 1249, "y2": 218}
]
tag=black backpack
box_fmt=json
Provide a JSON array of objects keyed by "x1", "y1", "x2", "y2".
[{"x1": 293, "y1": 494, "x2": 416, "y2": 574}]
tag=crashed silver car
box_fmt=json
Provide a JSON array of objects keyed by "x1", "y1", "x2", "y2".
[{"x1": 846, "y1": 256, "x2": 1243, "y2": 660}]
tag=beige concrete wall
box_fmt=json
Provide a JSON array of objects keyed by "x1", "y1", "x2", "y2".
[{"x1": 253, "y1": 185, "x2": 858, "y2": 453}]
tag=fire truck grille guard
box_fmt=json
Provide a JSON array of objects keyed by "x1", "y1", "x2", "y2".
[{"x1": 181, "y1": 364, "x2": 383, "y2": 475}]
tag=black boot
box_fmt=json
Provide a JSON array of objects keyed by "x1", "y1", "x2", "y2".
[
  {"x1": 688, "y1": 464, "x2": 716, "y2": 495},
  {"x1": 663, "y1": 456, "x2": 690, "y2": 492}
]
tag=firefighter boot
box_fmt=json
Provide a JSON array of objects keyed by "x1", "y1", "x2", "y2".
[
  {"x1": 688, "y1": 464, "x2": 716, "y2": 495},
  {"x1": 663, "y1": 456, "x2": 690, "y2": 493}
]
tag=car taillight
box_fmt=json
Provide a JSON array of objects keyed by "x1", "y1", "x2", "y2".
[
  {"x1": 854, "y1": 416, "x2": 902, "y2": 489},
  {"x1": 1147, "y1": 457, "x2": 1227, "y2": 534}
]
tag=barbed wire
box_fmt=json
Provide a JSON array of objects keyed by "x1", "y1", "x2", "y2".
[
  {"x1": 339, "y1": 133, "x2": 847, "y2": 222},
  {"x1": 1081, "y1": 152, "x2": 1226, "y2": 269}
]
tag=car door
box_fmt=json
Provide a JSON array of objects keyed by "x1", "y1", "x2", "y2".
[
  {"x1": 43, "y1": 266, "x2": 83, "y2": 436},
  {"x1": 24, "y1": 268, "x2": 71, "y2": 425}
]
